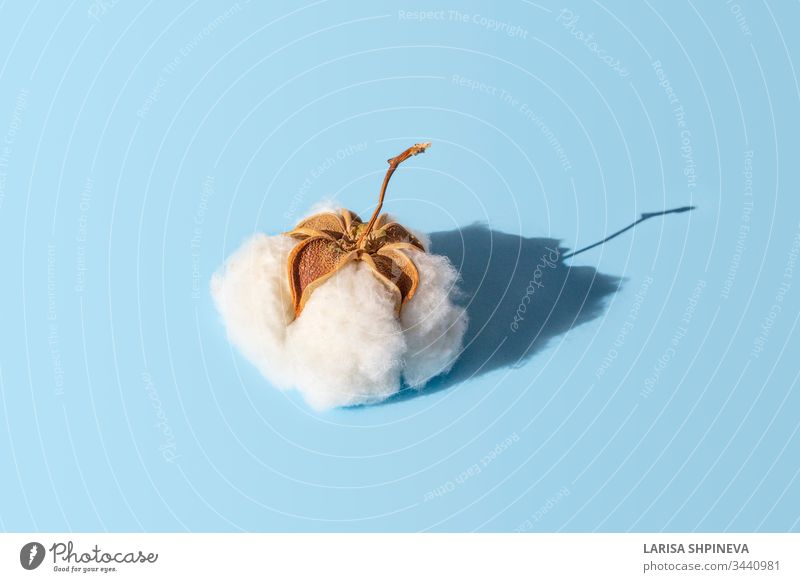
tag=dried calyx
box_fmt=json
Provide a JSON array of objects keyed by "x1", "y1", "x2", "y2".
[{"x1": 285, "y1": 142, "x2": 431, "y2": 318}]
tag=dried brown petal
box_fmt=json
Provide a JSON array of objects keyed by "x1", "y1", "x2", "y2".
[
  {"x1": 286, "y1": 226, "x2": 335, "y2": 240},
  {"x1": 340, "y1": 209, "x2": 362, "y2": 231},
  {"x1": 288, "y1": 236, "x2": 355, "y2": 315},
  {"x1": 288, "y1": 212, "x2": 346, "y2": 239},
  {"x1": 364, "y1": 248, "x2": 419, "y2": 311},
  {"x1": 378, "y1": 241, "x2": 425, "y2": 254},
  {"x1": 374, "y1": 222, "x2": 425, "y2": 251}
]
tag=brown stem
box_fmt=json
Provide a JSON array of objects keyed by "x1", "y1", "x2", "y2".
[{"x1": 357, "y1": 142, "x2": 431, "y2": 247}]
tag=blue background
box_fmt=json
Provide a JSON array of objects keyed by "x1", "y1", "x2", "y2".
[{"x1": 0, "y1": 1, "x2": 798, "y2": 532}]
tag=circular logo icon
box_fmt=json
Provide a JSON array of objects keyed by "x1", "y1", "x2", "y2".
[{"x1": 20, "y1": 542, "x2": 45, "y2": 570}]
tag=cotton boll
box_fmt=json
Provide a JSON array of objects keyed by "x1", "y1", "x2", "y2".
[
  {"x1": 286, "y1": 261, "x2": 407, "y2": 410},
  {"x1": 210, "y1": 234, "x2": 296, "y2": 389},
  {"x1": 400, "y1": 251, "x2": 468, "y2": 387},
  {"x1": 211, "y1": 215, "x2": 468, "y2": 410}
]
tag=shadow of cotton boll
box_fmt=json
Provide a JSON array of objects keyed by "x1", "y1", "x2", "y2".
[{"x1": 396, "y1": 223, "x2": 621, "y2": 398}]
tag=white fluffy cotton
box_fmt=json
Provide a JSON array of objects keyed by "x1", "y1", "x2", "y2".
[{"x1": 211, "y1": 218, "x2": 467, "y2": 410}]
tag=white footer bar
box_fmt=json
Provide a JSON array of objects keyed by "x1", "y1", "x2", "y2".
[{"x1": 2, "y1": 533, "x2": 797, "y2": 581}]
